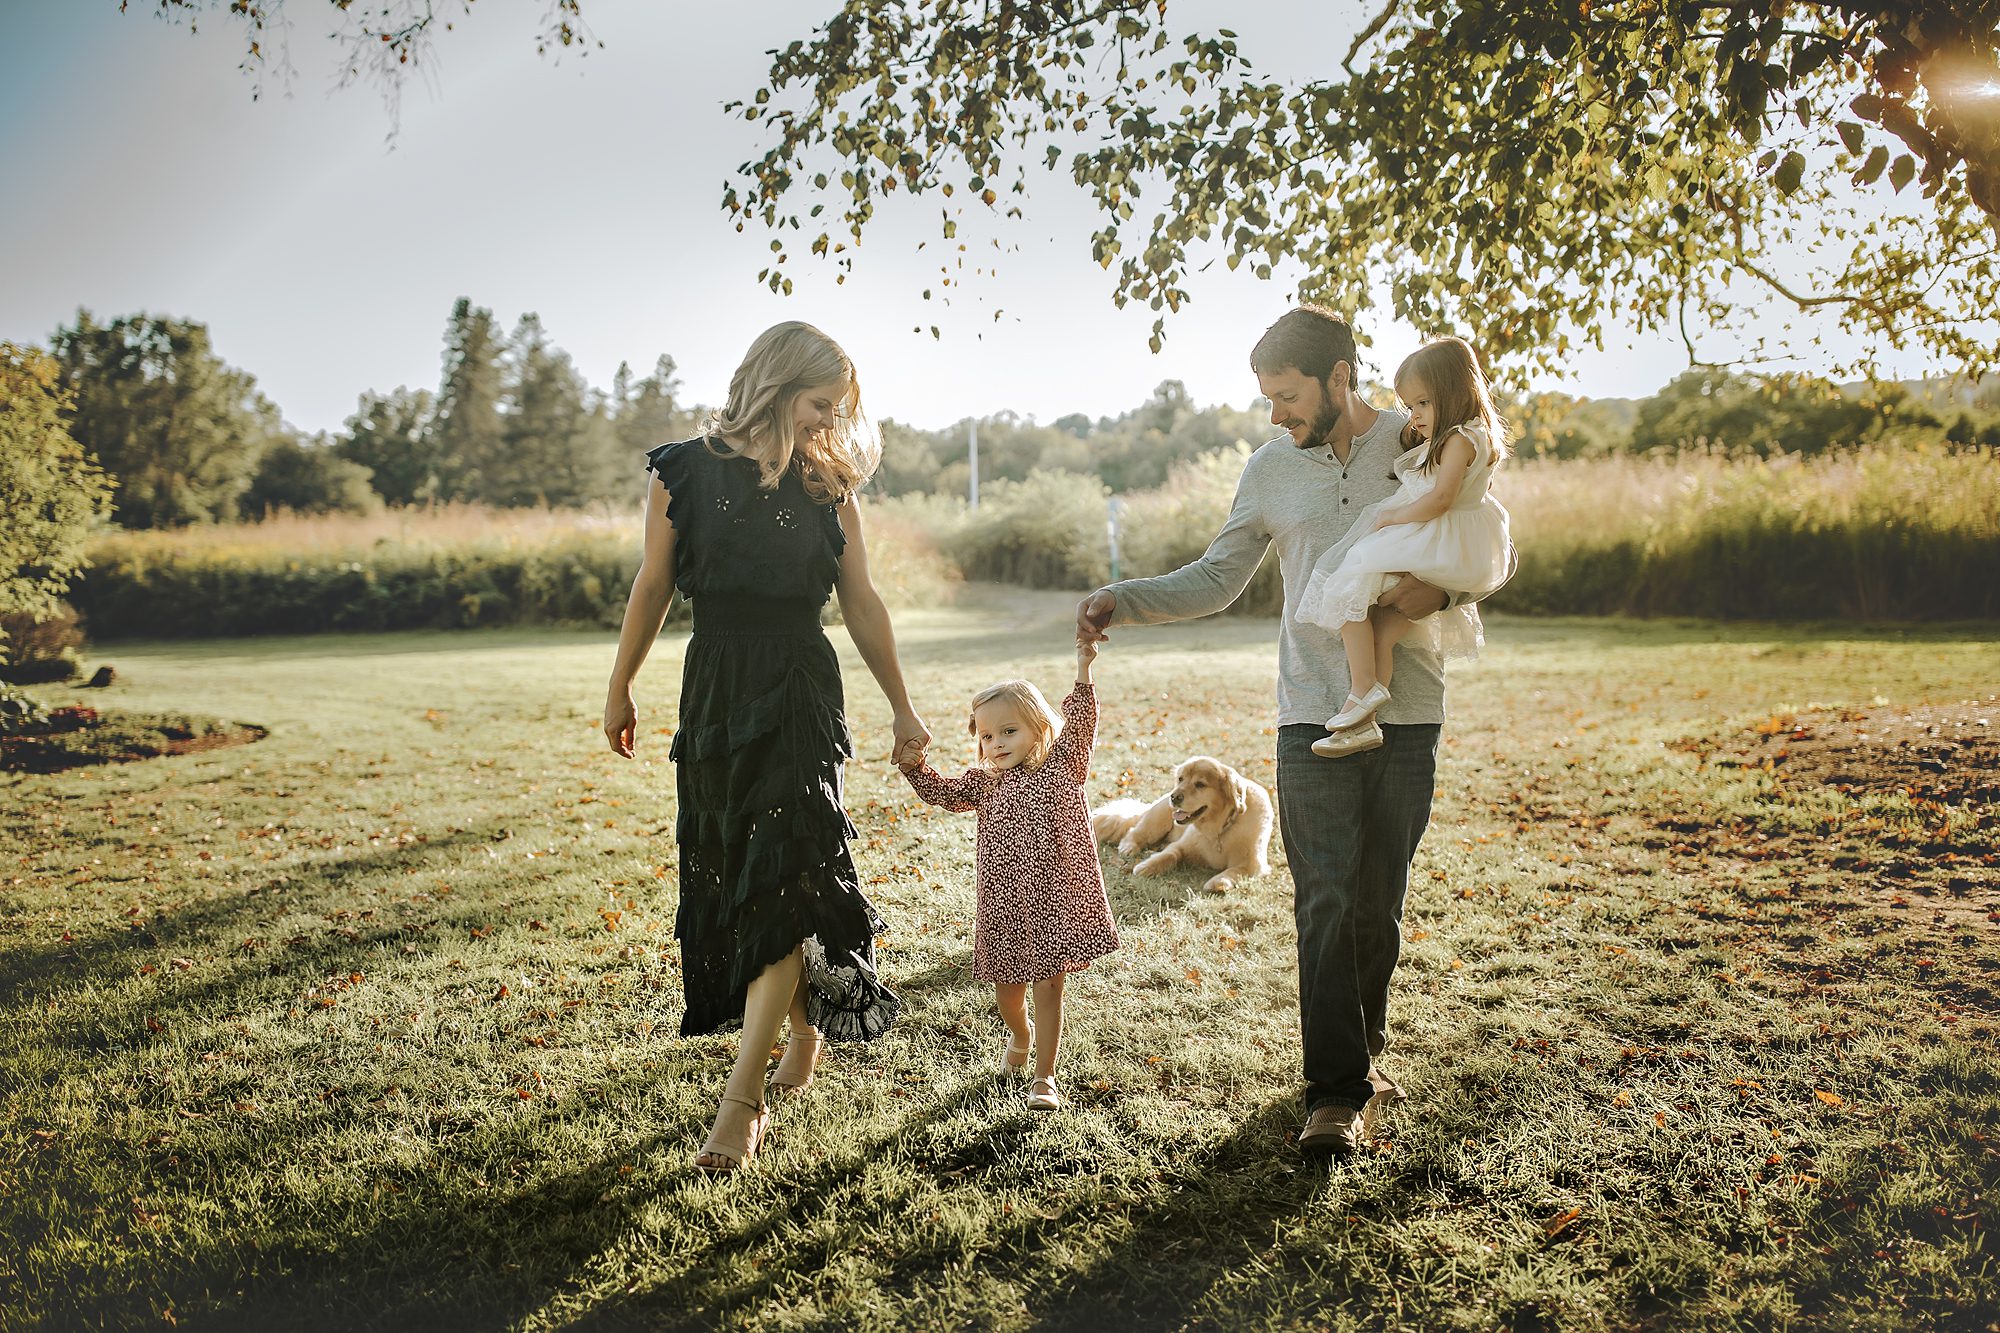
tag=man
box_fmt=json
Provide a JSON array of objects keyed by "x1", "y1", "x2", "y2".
[{"x1": 1076, "y1": 306, "x2": 1509, "y2": 1160}]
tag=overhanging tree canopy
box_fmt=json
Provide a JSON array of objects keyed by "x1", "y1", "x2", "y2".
[
  {"x1": 723, "y1": 1, "x2": 2000, "y2": 375},
  {"x1": 129, "y1": 1, "x2": 2000, "y2": 375}
]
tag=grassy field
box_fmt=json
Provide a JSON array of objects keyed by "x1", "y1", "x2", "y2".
[{"x1": 3, "y1": 592, "x2": 1996, "y2": 1330}]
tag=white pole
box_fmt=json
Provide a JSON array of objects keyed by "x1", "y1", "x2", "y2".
[
  {"x1": 968, "y1": 418, "x2": 980, "y2": 509},
  {"x1": 1107, "y1": 496, "x2": 1124, "y2": 582}
]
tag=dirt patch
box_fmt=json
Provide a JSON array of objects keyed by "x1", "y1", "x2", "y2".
[
  {"x1": 1674, "y1": 701, "x2": 2000, "y2": 806},
  {"x1": 1, "y1": 719, "x2": 268, "y2": 774},
  {"x1": 1655, "y1": 702, "x2": 1999, "y2": 925}
]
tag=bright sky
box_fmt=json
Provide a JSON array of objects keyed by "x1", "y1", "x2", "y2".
[{"x1": 0, "y1": 1, "x2": 1948, "y2": 436}]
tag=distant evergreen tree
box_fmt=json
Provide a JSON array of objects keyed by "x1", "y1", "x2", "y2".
[
  {"x1": 336, "y1": 386, "x2": 440, "y2": 505},
  {"x1": 51, "y1": 311, "x2": 282, "y2": 527},
  {"x1": 430, "y1": 298, "x2": 507, "y2": 501},
  {"x1": 612, "y1": 354, "x2": 699, "y2": 462},
  {"x1": 492, "y1": 313, "x2": 615, "y2": 507}
]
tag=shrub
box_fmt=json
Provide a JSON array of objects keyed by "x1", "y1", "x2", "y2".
[
  {"x1": 0, "y1": 604, "x2": 86, "y2": 683},
  {"x1": 943, "y1": 471, "x2": 1111, "y2": 588},
  {"x1": 0, "y1": 344, "x2": 114, "y2": 666},
  {"x1": 0, "y1": 686, "x2": 47, "y2": 736}
]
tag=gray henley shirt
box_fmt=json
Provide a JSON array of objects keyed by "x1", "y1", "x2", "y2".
[{"x1": 1104, "y1": 407, "x2": 1454, "y2": 729}]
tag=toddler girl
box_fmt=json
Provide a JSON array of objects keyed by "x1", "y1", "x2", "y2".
[
  {"x1": 1295, "y1": 336, "x2": 1512, "y2": 756},
  {"x1": 898, "y1": 642, "x2": 1119, "y2": 1111}
]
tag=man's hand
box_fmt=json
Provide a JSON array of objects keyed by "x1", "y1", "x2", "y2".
[
  {"x1": 1378, "y1": 574, "x2": 1449, "y2": 620},
  {"x1": 1076, "y1": 589, "x2": 1116, "y2": 645}
]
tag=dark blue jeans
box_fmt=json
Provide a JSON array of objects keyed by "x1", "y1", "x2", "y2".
[{"x1": 1276, "y1": 722, "x2": 1440, "y2": 1113}]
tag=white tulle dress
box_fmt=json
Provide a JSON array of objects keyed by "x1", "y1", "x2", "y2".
[{"x1": 1295, "y1": 421, "x2": 1511, "y2": 661}]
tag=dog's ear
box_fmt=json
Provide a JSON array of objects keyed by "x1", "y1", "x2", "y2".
[{"x1": 1225, "y1": 768, "x2": 1247, "y2": 817}]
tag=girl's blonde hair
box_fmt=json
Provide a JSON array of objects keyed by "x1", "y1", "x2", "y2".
[
  {"x1": 1395, "y1": 336, "x2": 1511, "y2": 470},
  {"x1": 706, "y1": 321, "x2": 882, "y2": 502},
  {"x1": 967, "y1": 679, "x2": 1063, "y2": 771}
]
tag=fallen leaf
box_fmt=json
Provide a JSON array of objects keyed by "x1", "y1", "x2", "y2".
[{"x1": 1815, "y1": 1090, "x2": 1845, "y2": 1108}]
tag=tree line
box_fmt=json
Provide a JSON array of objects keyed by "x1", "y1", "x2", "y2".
[
  {"x1": 869, "y1": 368, "x2": 1997, "y2": 501},
  {"x1": 38, "y1": 300, "x2": 702, "y2": 529},
  {"x1": 17, "y1": 294, "x2": 1997, "y2": 542}
]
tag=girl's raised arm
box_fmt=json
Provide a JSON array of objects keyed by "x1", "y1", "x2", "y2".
[
  {"x1": 1053, "y1": 661, "x2": 1098, "y2": 784},
  {"x1": 834, "y1": 493, "x2": 931, "y2": 765},
  {"x1": 603, "y1": 474, "x2": 679, "y2": 757}
]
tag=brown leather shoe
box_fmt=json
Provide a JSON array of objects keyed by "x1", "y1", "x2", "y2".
[{"x1": 1298, "y1": 1103, "x2": 1367, "y2": 1159}]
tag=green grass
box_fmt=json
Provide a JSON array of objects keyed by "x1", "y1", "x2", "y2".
[{"x1": 3, "y1": 592, "x2": 1996, "y2": 1330}]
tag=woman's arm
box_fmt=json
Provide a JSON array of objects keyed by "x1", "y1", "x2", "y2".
[
  {"x1": 835, "y1": 493, "x2": 932, "y2": 765},
  {"x1": 603, "y1": 475, "x2": 678, "y2": 758},
  {"x1": 1374, "y1": 431, "x2": 1478, "y2": 529}
]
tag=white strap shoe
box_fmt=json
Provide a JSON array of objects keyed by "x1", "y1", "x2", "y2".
[{"x1": 1326, "y1": 683, "x2": 1391, "y2": 731}]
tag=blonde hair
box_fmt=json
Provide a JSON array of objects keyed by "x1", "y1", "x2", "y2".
[
  {"x1": 967, "y1": 679, "x2": 1062, "y2": 771},
  {"x1": 1395, "y1": 336, "x2": 1511, "y2": 470},
  {"x1": 705, "y1": 321, "x2": 882, "y2": 502}
]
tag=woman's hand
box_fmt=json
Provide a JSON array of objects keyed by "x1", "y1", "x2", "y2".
[
  {"x1": 1373, "y1": 508, "x2": 1408, "y2": 531},
  {"x1": 604, "y1": 687, "x2": 637, "y2": 758},
  {"x1": 891, "y1": 710, "x2": 931, "y2": 769}
]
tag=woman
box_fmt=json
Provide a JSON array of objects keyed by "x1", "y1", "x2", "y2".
[{"x1": 603, "y1": 321, "x2": 929, "y2": 1172}]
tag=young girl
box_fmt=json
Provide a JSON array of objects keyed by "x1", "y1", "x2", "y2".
[
  {"x1": 897, "y1": 642, "x2": 1119, "y2": 1111},
  {"x1": 1294, "y1": 336, "x2": 1512, "y2": 756}
]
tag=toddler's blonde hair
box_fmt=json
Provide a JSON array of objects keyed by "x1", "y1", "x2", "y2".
[{"x1": 967, "y1": 679, "x2": 1062, "y2": 771}]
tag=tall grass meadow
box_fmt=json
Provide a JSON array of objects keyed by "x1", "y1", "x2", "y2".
[
  {"x1": 896, "y1": 442, "x2": 1999, "y2": 620},
  {"x1": 73, "y1": 501, "x2": 958, "y2": 639},
  {"x1": 66, "y1": 443, "x2": 1997, "y2": 639}
]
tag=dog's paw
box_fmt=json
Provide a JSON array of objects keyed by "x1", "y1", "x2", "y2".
[
  {"x1": 1117, "y1": 836, "x2": 1145, "y2": 858},
  {"x1": 1202, "y1": 875, "x2": 1235, "y2": 894},
  {"x1": 1133, "y1": 853, "x2": 1173, "y2": 878}
]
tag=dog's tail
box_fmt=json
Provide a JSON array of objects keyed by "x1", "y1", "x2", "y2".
[{"x1": 1090, "y1": 798, "x2": 1149, "y2": 845}]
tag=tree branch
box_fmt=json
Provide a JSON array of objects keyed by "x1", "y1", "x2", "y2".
[{"x1": 1343, "y1": 1, "x2": 1400, "y2": 75}]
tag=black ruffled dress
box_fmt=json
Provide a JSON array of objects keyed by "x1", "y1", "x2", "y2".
[{"x1": 646, "y1": 436, "x2": 899, "y2": 1043}]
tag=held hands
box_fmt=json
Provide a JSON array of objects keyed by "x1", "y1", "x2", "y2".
[
  {"x1": 1075, "y1": 589, "x2": 1115, "y2": 647},
  {"x1": 891, "y1": 710, "x2": 931, "y2": 772}
]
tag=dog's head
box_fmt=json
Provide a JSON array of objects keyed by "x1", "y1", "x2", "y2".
[{"x1": 1169, "y1": 756, "x2": 1247, "y2": 830}]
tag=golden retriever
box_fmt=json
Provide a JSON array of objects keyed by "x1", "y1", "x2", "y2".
[{"x1": 1091, "y1": 755, "x2": 1274, "y2": 893}]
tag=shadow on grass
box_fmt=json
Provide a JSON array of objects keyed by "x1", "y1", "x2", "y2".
[{"x1": 0, "y1": 825, "x2": 510, "y2": 1016}]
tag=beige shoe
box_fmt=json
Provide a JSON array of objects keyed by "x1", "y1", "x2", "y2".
[
  {"x1": 1362, "y1": 1067, "x2": 1406, "y2": 1140},
  {"x1": 771, "y1": 1031, "x2": 823, "y2": 1092},
  {"x1": 693, "y1": 1095, "x2": 770, "y2": 1173},
  {"x1": 999, "y1": 1024, "x2": 1034, "y2": 1075},
  {"x1": 1298, "y1": 1103, "x2": 1367, "y2": 1159},
  {"x1": 1311, "y1": 718, "x2": 1385, "y2": 758},
  {"x1": 1326, "y1": 683, "x2": 1391, "y2": 731},
  {"x1": 1027, "y1": 1077, "x2": 1063, "y2": 1111}
]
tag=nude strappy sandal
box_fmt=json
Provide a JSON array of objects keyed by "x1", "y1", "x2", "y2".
[
  {"x1": 693, "y1": 1095, "x2": 770, "y2": 1173},
  {"x1": 771, "y1": 1031, "x2": 824, "y2": 1092}
]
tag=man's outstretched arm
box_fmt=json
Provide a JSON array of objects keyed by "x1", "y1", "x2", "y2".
[{"x1": 1080, "y1": 463, "x2": 1272, "y2": 640}]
